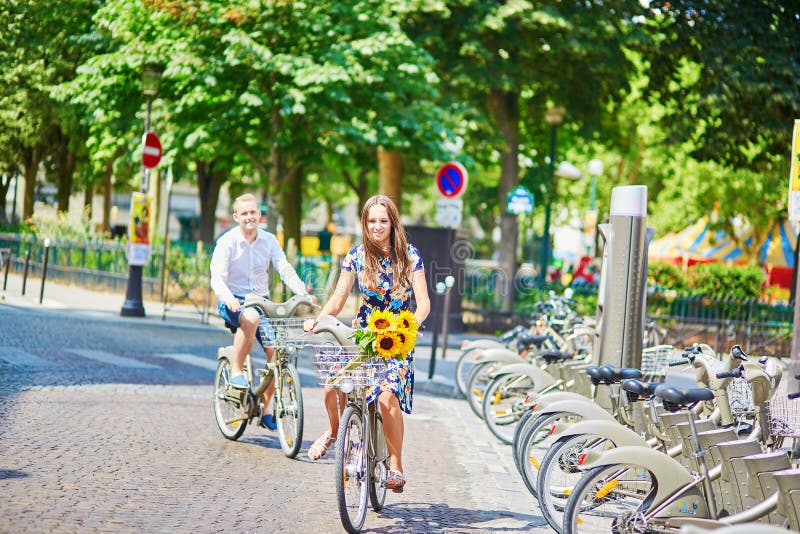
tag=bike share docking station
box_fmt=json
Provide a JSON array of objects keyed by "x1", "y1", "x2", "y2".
[{"x1": 594, "y1": 185, "x2": 654, "y2": 409}]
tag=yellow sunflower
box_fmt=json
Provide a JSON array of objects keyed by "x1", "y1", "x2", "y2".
[
  {"x1": 368, "y1": 308, "x2": 398, "y2": 333},
  {"x1": 397, "y1": 309, "x2": 419, "y2": 333},
  {"x1": 374, "y1": 330, "x2": 402, "y2": 359},
  {"x1": 395, "y1": 330, "x2": 416, "y2": 357}
]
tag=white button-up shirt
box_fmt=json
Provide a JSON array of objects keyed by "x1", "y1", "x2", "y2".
[{"x1": 210, "y1": 226, "x2": 307, "y2": 303}]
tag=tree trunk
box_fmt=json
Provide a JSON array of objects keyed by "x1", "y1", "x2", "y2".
[
  {"x1": 281, "y1": 165, "x2": 303, "y2": 257},
  {"x1": 83, "y1": 183, "x2": 93, "y2": 221},
  {"x1": 488, "y1": 88, "x2": 521, "y2": 311},
  {"x1": 196, "y1": 160, "x2": 225, "y2": 244},
  {"x1": 342, "y1": 169, "x2": 370, "y2": 212},
  {"x1": 55, "y1": 133, "x2": 75, "y2": 213},
  {"x1": 102, "y1": 157, "x2": 114, "y2": 233},
  {"x1": 23, "y1": 146, "x2": 42, "y2": 220},
  {"x1": 378, "y1": 147, "x2": 402, "y2": 212},
  {"x1": 0, "y1": 168, "x2": 13, "y2": 225}
]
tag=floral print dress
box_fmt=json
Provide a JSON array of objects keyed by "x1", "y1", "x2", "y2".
[{"x1": 341, "y1": 244, "x2": 424, "y2": 414}]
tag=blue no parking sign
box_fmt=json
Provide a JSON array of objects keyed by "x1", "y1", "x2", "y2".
[{"x1": 435, "y1": 162, "x2": 468, "y2": 198}]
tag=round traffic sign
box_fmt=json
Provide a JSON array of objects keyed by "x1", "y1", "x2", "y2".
[
  {"x1": 142, "y1": 132, "x2": 162, "y2": 169},
  {"x1": 435, "y1": 162, "x2": 468, "y2": 198}
]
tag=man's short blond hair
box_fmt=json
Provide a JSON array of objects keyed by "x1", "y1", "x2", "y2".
[{"x1": 233, "y1": 193, "x2": 258, "y2": 214}]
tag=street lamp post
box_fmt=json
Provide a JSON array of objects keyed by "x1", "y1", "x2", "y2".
[
  {"x1": 537, "y1": 106, "x2": 565, "y2": 287},
  {"x1": 121, "y1": 64, "x2": 162, "y2": 317}
]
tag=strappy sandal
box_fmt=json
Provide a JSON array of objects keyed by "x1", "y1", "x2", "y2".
[
  {"x1": 307, "y1": 433, "x2": 335, "y2": 461},
  {"x1": 386, "y1": 469, "x2": 406, "y2": 493}
]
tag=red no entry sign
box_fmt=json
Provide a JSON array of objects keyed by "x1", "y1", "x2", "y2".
[
  {"x1": 435, "y1": 162, "x2": 468, "y2": 198},
  {"x1": 142, "y1": 132, "x2": 162, "y2": 169}
]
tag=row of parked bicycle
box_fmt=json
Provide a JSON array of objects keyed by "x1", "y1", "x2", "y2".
[{"x1": 454, "y1": 292, "x2": 800, "y2": 533}]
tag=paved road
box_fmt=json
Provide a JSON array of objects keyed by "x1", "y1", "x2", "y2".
[{"x1": 0, "y1": 303, "x2": 548, "y2": 533}]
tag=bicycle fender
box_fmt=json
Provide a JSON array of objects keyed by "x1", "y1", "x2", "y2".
[
  {"x1": 529, "y1": 391, "x2": 591, "y2": 410},
  {"x1": 461, "y1": 339, "x2": 506, "y2": 351},
  {"x1": 487, "y1": 363, "x2": 558, "y2": 391},
  {"x1": 554, "y1": 419, "x2": 648, "y2": 447},
  {"x1": 580, "y1": 445, "x2": 697, "y2": 513},
  {"x1": 473, "y1": 347, "x2": 524, "y2": 365},
  {"x1": 218, "y1": 346, "x2": 234, "y2": 360},
  {"x1": 533, "y1": 399, "x2": 617, "y2": 422}
]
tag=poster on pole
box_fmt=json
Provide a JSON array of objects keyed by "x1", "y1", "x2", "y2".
[
  {"x1": 788, "y1": 119, "x2": 800, "y2": 221},
  {"x1": 127, "y1": 192, "x2": 152, "y2": 266}
]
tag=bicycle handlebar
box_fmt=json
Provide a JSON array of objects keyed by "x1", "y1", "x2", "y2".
[
  {"x1": 788, "y1": 391, "x2": 800, "y2": 400},
  {"x1": 669, "y1": 358, "x2": 690, "y2": 367},
  {"x1": 715, "y1": 365, "x2": 744, "y2": 379},
  {"x1": 243, "y1": 293, "x2": 319, "y2": 318}
]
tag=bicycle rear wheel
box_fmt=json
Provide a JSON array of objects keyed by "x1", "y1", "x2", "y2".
[
  {"x1": 562, "y1": 462, "x2": 653, "y2": 534},
  {"x1": 368, "y1": 407, "x2": 388, "y2": 511},
  {"x1": 482, "y1": 372, "x2": 535, "y2": 444},
  {"x1": 213, "y1": 357, "x2": 248, "y2": 440},
  {"x1": 275, "y1": 363, "x2": 304, "y2": 458},
  {"x1": 336, "y1": 405, "x2": 369, "y2": 533}
]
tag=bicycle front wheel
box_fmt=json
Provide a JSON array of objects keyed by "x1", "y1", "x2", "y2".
[
  {"x1": 482, "y1": 372, "x2": 534, "y2": 444},
  {"x1": 213, "y1": 357, "x2": 248, "y2": 440},
  {"x1": 275, "y1": 363, "x2": 304, "y2": 458},
  {"x1": 562, "y1": 462, "x2": 654, "y2": 534},
  {"x1": 454, "y1": 347, "x2": 478, "y2": 398},
  {"x1": 336, "y1": 405, "x2": 369, "y2": 533},
  {"x1": 368, "y1": 408, "x2": 388, "y2": 511}
]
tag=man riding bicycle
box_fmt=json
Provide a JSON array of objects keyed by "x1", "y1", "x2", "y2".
[{"x1": 210, "y1": 193, "x2": 317, "y2": 430}]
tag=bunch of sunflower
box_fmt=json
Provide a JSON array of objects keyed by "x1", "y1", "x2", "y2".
[{"x1": 351, "y1": 308, "x2": 419, "y2": 360}]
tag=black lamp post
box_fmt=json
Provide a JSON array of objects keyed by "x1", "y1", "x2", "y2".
[
  {"x1": 121, "y1": 64, "x2": 162, "y2": 317},
  {"x1": 537, "y1": 106, "x2": 565, "y2": 287}
]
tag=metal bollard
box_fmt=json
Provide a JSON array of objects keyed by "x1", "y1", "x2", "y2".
[
  {"x1": 2, "y1": 248, "x2": 11, "y2": 291},
  {"x1": 21, "y1": 248, "x2": 31, "y2": 296},
  {"x1": 439, "y1": 275, "x2": 456, "y2": 361},
  {"x1": 428, "y1": 281, "x2": 446, "y2": 379},
  {"x1": 40, "y1": 239, "x2": 51, "y2": 304}
]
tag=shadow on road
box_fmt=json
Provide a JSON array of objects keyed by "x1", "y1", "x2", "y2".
[{"x1": 364, "y1": 501, "x2": 546, "y2": 533}]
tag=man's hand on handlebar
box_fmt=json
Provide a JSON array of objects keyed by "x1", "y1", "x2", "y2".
[{"x1": 225, "y1": 297, "x2": 241, "y2": 313}]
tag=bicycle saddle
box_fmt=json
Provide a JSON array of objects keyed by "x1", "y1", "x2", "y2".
[
  {"x1": 599, "y1": 365, "x2": 642, "y2": 385},
  {"x1": 539, "y1": 350, "x2": 572, "y2": 365},
  {"x1": 586, "y1": 366, "x2": 603, "y2": 385},
  {"x1": 621, "y1": 379, "x2": 661, "y2": 402},
  {"x1": 655, "y1": 384, "x2": 714, "y2": 412},
  {"x1": 516, "y1": 333, "x2": 547, "y2": 351}
]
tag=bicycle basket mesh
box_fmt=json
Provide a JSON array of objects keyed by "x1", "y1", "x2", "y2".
[
  {"x1": 727, "y1": 379, "x2": 755, "y2": 419},
  {"x1": 769, "y1": 389, "x2": 800, "y2": 438},
  {"x1": 641, "y1": 345, "x2": 674, "y2": 379},
  {"x1": 259, "y1": 317, "x2": 308, "y2": 349},
  {"x1": 312, "y1": 345, "x2": 387, "y2": 389}
]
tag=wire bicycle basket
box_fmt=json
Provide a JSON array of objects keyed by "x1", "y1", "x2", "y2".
[
  {"x1": 769, "y1": 390, "x2": 800, "y2": 439},
  {"x1": 641, "y1": 345, "x2": 675, "y2": 381},
  {"x1": 259, "y1": 317, "x2": 309, "y2": 350},
  {"x1": 312, "y1": 345, "x2": 387, "y2": 390},
  {"x1": 727, "y1": 378, "x2": 755, "y2": 419}
]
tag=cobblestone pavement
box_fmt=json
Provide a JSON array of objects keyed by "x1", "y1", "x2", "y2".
[{"x1": 0, "y1": 302, "x2": 550, "y2": 533}]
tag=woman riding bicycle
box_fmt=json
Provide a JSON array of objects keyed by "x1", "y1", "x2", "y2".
[{"x1": 305, "y1": 195, "x2": 430, "y2": 492}]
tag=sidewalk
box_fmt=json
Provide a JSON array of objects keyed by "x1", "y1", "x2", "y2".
[{"x1": 0, "y1": 272, "x2": 475, "y2": 398}]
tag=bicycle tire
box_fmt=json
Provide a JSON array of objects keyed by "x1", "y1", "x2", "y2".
[
  {"x1": 454, "y1": 347, "x2": 479, "y2": 398},
  {"x1": 275, "y1": 363, "x2": 304, "y2": 458},
  {"x1": 517, "y1": 411, "x2": 579, "y2": 498},
  {"x1": 562, "y1": 462, "x2": 654, "y2": 534},
  {"x1": 466, "y1": 361, "x2": 499, "y2": 419},
  {"x1": 335, "y1": 405, "x2": 369, "y2": 533},
  {"x1": 482, "y1": 372, "x2": 535, "y2": 444},
  {"x1": 537, "y1": 433, "x2": 615, "y2": 531},
  {"x1": 368, "y1": 408, "x2": 388, "y2": 511},
  {"x1": 512, "y1": 409, "x2": 538, "y2": 475},
  {"x1": 213, "y1": 357, "x2": 248, "y2": 440}
]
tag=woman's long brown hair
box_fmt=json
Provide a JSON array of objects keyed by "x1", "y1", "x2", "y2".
[{"x1": 360, "y1": 195, "x2": 412, "y2": 287}]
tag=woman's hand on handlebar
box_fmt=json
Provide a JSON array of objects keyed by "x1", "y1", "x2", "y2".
[{"x1": 303, "y1": 318, "x2": 318, "y2": 332}]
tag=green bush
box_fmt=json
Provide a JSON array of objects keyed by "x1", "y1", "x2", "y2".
[
  {"x1": 648, "y1": 260, "x2": 689, "y2": 292},
  {"x1": 688, "y1": 262, "x2": 764, "y2": 299}
]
